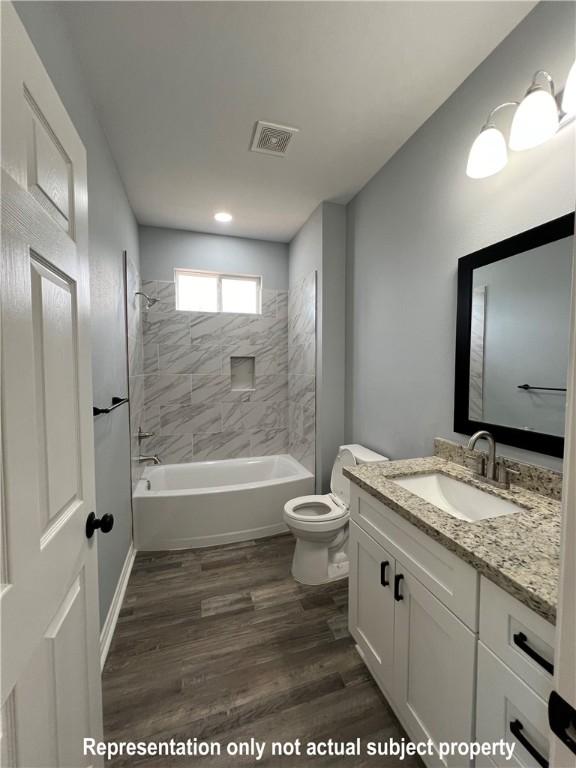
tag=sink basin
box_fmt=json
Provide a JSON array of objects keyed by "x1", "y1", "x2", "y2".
[{"x1": 392, "y1": 473, "x2": 523, "y2": 522}]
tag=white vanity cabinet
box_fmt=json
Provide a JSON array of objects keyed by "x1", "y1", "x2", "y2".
[
  {"x1": 349, "y1": 486, "x2": 478, "y2": 767},
  {"x1": 348, "y1": 484, "x2": 556, "y2": 768}
]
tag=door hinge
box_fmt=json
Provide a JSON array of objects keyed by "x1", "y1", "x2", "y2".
[{"x1": 549, "y1": 690, "x2": 576, "y2": 756}]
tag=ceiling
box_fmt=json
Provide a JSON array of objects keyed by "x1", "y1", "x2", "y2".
[{"x1": 59, "y1": 1, "x2": 535, "y2": 242}]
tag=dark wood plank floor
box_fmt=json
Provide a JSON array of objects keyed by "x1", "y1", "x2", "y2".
[{"x1": 103, "y1": 534, "x2": 420, "y2": 767}]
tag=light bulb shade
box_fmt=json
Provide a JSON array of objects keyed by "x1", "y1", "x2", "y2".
[
  {"x1": 562, "y1": 59, "x2": 576, "y2": 115},
  {"x1": 466, "y1": 126, "x2": 508, "y2": 179},
  {"x1": 509, "y1": 88, "x2": 559, "y2": 150}
]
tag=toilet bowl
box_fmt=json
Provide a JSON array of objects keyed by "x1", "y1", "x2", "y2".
[{"x1": 283, "y1": 444, "x2": 387, "y2": 585}]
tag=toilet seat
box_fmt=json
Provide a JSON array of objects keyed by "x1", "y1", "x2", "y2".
[
  {"x1": 284, "y1": 494, "x2": 347, "y2": 523},
  {"x1": 283, "y1": 447, "x2": 357, "y2": 530}
]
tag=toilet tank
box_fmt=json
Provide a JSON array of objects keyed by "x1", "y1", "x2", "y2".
[
  {"x1": 339, "y1": 444, "x2": 389, "y2": 465},
  {"x1": 330, "y1": 444, "x2": 388, "y2": 507}
]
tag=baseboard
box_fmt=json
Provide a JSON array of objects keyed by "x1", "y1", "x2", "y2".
[{"x1": 100, "y1": 543, "x2": 136, "y2": 670}]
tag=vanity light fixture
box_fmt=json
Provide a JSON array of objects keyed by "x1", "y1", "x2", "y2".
[
  {"x1": 467, "y1": 59, "x2": 576, "y2": 178},
  {"x1": 509, "y1": 70, "x2": 559, "y2": 151},
  {"x1": 561, "y1": 59, "x2": 576, "y2": 116},
  {"x1": 466, "y1": 103, "x2": 517, "y2": 179},
  {"x1": 214, "y1": 211, "x2": 233, "y2": 223}
]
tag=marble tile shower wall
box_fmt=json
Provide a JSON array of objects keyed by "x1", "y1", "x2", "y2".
[
  {"x1": 288, "y1": 271, "x2": 317, "y2": 474},
  {"x1": 138, "y1": 280, "x2": 289, "y2": 463},
  {"x1": 125, "y1": 253, "x2": 146, "y2": 491}
]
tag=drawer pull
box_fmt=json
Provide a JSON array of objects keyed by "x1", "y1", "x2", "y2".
[
  {"x1": 513, "y1": 631, "x2": 554, "y2": 675},
  {"x1": 380, "y1": 561, "x2": 390, "y2": 587},
  {"x1": 510, "y1": 719, "x2": 549, "y2": 768},
  {"x1": 394, "y1": 574, "x2": 404, "y2": 601},
  {"x1": 548, "y1": 690, "x2": 576, "y2": 757}
]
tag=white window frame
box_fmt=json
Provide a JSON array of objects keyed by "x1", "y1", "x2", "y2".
[{"x1": 174, "y1": 269, "x2": 262, "y2": 314}]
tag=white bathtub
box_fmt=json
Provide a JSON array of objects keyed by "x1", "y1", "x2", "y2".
[{"x1": 133, "y1": 454, "x2": 314, "y2": 550}]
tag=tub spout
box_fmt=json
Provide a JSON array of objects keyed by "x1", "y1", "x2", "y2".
[{"x1": 137, "y1": 455, "x2": 161, "y2": 465}]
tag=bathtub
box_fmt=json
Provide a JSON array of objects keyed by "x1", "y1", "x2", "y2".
[{"x1": 133, "y1": 454, "x2": 314, "y2": 550}]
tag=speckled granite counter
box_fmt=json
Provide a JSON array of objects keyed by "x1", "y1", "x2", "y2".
[{"x1": 344, "y1": 457, "x2": 561, "y2": 624}]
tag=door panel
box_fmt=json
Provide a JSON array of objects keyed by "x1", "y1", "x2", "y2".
[
  {"x1": 1, "y1": 3, "x2": 103, "y2": 765},
  {"x1": 348, "y1": 521, "x2": 396, "y2": 695},
  {"x1": 47, "y1": 573, "x2": 92, "y2": 768},
  {"x1": 394, "y1": 565, "x2": 476, "y2": 768},
  {"x1": 14, "y1": 643, "x2": 59, "y2": 768},
  {"x1": 7, "y1": 572, "x2": 98, "y2": 768},
  {"x1": 28, "y1": 112, "x2": 72, "y2": 228},
  {"x1": 31, "y1": 254, "x2": 81, "y2": 530}
]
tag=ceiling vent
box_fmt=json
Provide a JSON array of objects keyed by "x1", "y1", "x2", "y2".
[{"x1": 250, "y1": 121, "x2": 299, "y2": 157}]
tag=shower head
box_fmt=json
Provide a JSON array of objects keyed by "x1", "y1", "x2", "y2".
[{"x1": 135, "y1": 291, "x2": 159, "y2": 309}]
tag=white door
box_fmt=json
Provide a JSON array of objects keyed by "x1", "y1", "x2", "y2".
[
  {"x1": 348, "y1": 521, "x2": 396, "y2": 696},
  {"x1": 549, "y1": 230, "x2": 576, "y2": 768},
  {"x1": 393, "y1": 565, "x2": 476, "y2": 768},
  {"x1": 1, "y1": 4, "x2": 104, "y2": 766}
]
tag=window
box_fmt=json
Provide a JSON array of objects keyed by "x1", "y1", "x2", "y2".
[{"x1": 175, "y1": 270, "x2": 261, "y2": 314}]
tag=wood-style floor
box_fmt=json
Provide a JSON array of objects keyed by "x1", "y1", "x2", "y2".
[{"x1": 103, "y1": 534, "x2": 420, "y2": 767}]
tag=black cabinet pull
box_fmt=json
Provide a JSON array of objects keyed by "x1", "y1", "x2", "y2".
[
  {"x1": 513, "y1": 632, "x2": 554, "y2": 675},
  {"x1": 86, "y1": 512, "x2": 114, "y2": 539},
  {"x1": 548, "y1": 690, "x2": 576, "y2": 757},
  {"x1": 394, "y1": 574, "x2": 404, "y2": 601},
  {"x1": 380, "y1": 561, "x2": 390, "y2": 587},
  {"x1": 510, "y1": 719, "x2": 548, "y2": 768}
]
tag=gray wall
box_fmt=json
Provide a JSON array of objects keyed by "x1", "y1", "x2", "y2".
[
  {"x1": 289, "y1": 203, "x2": 347, "y2": 491},
  {"x1": 16, "y1": 2, "x2": 139, "y2": 627},
  {"x1": 475, "y1": 237, "x2": 573, "y2": 436},
  {"x1": 288, "y1": 273, "x2": 317, "y2": 475},
  {"x1": 346, "y1": 1, "x2": 575, "y2": 471},
  {"x1": 318, "y1": 204, "x2": 347, "y2": 492},
  {"x1": 289, "y1": 206, "x2": 323, "y2": 286},
  {"x1": 139, "y1": 226, "x2": 289, "y2": 289}
]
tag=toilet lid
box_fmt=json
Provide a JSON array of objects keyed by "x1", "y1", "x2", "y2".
[{"x1": 330, "y1": 448, "x2": 357, "y2": 507}]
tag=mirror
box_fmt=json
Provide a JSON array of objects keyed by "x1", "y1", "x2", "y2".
[{"x1": 454, "y1": 213, "x2": 574, "y2": 458}]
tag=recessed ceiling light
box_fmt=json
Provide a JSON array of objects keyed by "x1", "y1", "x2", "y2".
[{"x1": 214, "y1": 211, "x2": 232, "y2": 223}]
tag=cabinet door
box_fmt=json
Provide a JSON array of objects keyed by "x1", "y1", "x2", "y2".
[
  {"x1": 348, "y1": 521, "x2": 396, "y2": 696},
  {"x1": 393, "y1": 565, "x2": 476, "y2": 768},
  {"x1": 476, "y1": 642, "x2": 550, "y2": 768}
]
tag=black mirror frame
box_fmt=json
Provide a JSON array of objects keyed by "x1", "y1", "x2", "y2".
[{"x1": 454, "y1": 212, "x2": 575, "y2": 459}]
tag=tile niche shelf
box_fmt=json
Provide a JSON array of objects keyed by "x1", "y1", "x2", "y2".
[{"x1": 230, "y1": 356, "x2": 256, "y2": 392}]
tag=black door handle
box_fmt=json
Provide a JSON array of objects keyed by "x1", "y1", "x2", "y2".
[
  {"x1": 513, "y1": 632, "x2": 554, "y2": 675},
  {"x1": 86, "y1": 512, "x2": 114, "y2": 539},
  {"x1": 394, "y1": 574, "x2": 404, "y2": 601},
  {"x1": 380, "y1": 561, "x2": 390, "y2": 587},
  {"x1": 510, "y1": 719, "x2": 548, "y2": 768}
]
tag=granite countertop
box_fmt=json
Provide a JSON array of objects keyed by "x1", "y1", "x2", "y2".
[{"x1": 344, "y1": 456, "x2": 561, "y2": 624}]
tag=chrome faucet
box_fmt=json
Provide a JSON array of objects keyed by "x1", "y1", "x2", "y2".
[
  {"x1": 467, "y1": 430, "x2": 497, "y2": 481},
  {"x1": 466, "y1": 430, "x2": 517, "y2": 489},
  {"x1": 137, "y1": 455, "x2": 161, "y2": 465}
]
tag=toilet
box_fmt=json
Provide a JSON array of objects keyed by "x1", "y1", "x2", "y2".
[{"x1": 283, "y1": 444, "x2": 388, "y2": 585}]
